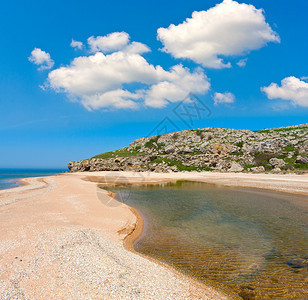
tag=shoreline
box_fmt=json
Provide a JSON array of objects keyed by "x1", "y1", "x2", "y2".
[
  {"x1": 114, "y1": 192, "x2": 232, "y2": 299},
  {"x1": 0, "y1": 169, "x2": 66, "y2": 192},
  {"x1": 0, "y1": 172, "x2": 228, "y2": 299},
  {"x1": 82, "y1": 170, "x2": 308, "y2": 196},
  {"x1": 99, "y1": 182, "x2": 228, "y2": 298},
  {"x1": 121, "y1": 206, "x2": 144, "y2": 253},
  {"x1": 0, "y1": 171, "x2": 307, "y2": 298}
]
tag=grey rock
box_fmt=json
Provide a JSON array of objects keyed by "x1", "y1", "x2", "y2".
[
  {"x1": 251, "y1": 166, "x2": 265, "y2": 173},
  {"x1": 302, "y1": 140, "x2": 308, "y2": 150},
  {"x1": 295, "y1": 156, "x2": 308, "y2": 164},
  {"x1": 269, "y1": 158, "x2": 286, "y2": 168},
  {"x1": 164, "y1": 145, "x2": 176, "y2": 154},
  {"x1": 229, "y1": 162, "x2": 244, "y2": 172}
]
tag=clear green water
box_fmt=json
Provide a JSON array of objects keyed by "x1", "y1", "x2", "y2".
[{"x1": 110, "y1": 181, "x2": 308, "y2": 299}]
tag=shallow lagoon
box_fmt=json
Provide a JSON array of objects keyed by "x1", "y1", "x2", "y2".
[{"x1": 111, "y1": 181, "x2": 308, "y2": 299}]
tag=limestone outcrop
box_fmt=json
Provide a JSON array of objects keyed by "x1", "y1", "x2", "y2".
[{"x1": 68, "y1": 124, "x2": 308, "y2": 173}]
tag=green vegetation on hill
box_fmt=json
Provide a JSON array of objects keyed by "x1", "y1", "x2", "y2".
[
  {"x1": 92, "y1": 147, "x2": 145, "y2": 159},
  {"x1": 150, "y1": 157, "x2": 214, "y2": 172}
]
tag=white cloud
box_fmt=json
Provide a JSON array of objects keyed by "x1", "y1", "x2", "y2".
[
  {"x1": 157, "y1": 0, "x2": 280, "y2": 68},
  {"x1": 144, "y1": 65, "x2": 209, "y2": 108},
  {"x1": 261, "y1": 76, "x2": 308, "y2": 107},
  {"x1": 48, "y1": 51, "x2": 160, "y2": 97},
  {"x1": 88, "y1": 32, "x2": 130, "y2": 53},
  {"x1": 82, "y1": 89, "x2": 141, "y2": 110},
  {"x1": 70, "y1": 39, "x2": 83, "y2": 50},
  {"x1": 46, "y1": 34, "x2": 210, "y2": 110},
  {"x1": 300, "y1": 76, "x2": 308, "y2": 81},
  {"x1": 123, "y1": 42, "x2": 151, "y2": 54},
  {"x1": 213, "y1": 92, "x2": 235, "y2": 105},
  {"x1": 237, "y1": 58, "x2": 248, "y2": 68},
  {"x1": 28, "y1": 48, "x2": 54, "y2": 70}
]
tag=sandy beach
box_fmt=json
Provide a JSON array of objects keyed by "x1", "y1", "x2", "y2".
[{"x1": 0, "y1": 171, "x2": 307, "y2": 299}]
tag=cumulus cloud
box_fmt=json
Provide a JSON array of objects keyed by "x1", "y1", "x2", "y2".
[
  {"x1": 88, "y1": 32, "x2": 130, "y2": 53},
  {"x1": 261, "y1": 76, "x2": 308, "y2": 107},
  {"x1": 144, "y1": 66, "x2": 209, "y2": 108},
  {"x1": 237, "y1": 58, "x2": 248, "y2": 68},
  {"x1": 48, "y1": 51, "x2": 160, "y2": 97},
  {"x1": 213, "y1": 92, "x2": 235, "y2": 105},
  {"x1": 82, "y1": 89, "x2": 141, "y2": 110},
  {"x1": 123, "y1": 41, "x2": 151, "y2": 54},
  {"x1": 46, "y1": 33, "x2": 210, "y2": 110},
  {"x1": 70, "y1": 39, "x2": 83, "y2": 50},
  {"x1": 157, "y1": 0, "x2": 280, "y2": 68},
  {"x1": 28, "y1": 48, "x2": 54, "y2": 70}
]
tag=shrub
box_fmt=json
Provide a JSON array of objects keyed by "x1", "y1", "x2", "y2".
[
  {"x1": 253, "y1": 152, "x2": 275, "y2": 170},
  {"x1": 235, "y1": 141, "x2": 244, "y2": 148},
  {"x1": 144, "y1": 136, "x2": 160, "y2": 148},
  {"x1": 294, "y1": 163, "x2": 308, "y2": 170},
  {"x1": 195, "y1": 130, "x2": 205, "y2": 139},
  {"x1": 230, "y1": 151, "x2": 243, "y2": 156}
]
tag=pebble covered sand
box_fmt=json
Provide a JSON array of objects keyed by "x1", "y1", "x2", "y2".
[{"x1": 1, "y1": 226, "x2": 225, "y2": 299}]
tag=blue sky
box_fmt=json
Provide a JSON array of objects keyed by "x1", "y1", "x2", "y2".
[{"x1": 0, "y1": 0, "x2": 307, "y2": 168}]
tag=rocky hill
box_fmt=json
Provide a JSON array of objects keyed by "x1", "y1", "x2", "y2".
[{"x1": 68, "y1": 124, "x2": 308, "y2": 173}]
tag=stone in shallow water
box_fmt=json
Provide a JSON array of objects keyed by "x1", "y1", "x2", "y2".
[
  {"x1": 286, "y1": 258, "x2": 308, "y2": 269},
  {"x1": 238, "y1": 285, "x2": 256, "y2": 300}
]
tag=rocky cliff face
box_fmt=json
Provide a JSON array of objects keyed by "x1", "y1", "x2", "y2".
[{"x1": 68, "y1": 124, "x2": 308, "y2": 173}]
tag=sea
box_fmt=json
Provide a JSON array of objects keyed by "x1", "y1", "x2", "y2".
[{"x1": 0, "y1": 168, "x2": 67, "y2": 190}]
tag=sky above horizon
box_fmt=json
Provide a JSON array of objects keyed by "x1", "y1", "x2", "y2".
[{"x1": 0, "y1": 0, "x2": 307, "y2": 168}]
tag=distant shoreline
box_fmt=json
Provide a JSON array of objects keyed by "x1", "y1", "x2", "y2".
[
  {"x1": 0, "y1": 168, "x2": 67, "y2": 191},
  {"x1": 82, "y1": 170, "x2": 308, "y2": 196}
]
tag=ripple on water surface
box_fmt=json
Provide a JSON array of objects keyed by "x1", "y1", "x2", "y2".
[{"x1": 110, "y1": 181, "x2": 308, "y2": 299}]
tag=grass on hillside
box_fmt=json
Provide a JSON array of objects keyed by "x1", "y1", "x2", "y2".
[
  {"x1": 294, "y1": 163, "x2": 308, "y2": 170},
  {"x1": 150, "y1": 157, "x2": 213, "y2": 172},
  {"x1": 92, "y1": 147, "x2": 145, "y2": 159},
  {"x1": 255, "y1": 126, "x2": 308, "y2": 133}
]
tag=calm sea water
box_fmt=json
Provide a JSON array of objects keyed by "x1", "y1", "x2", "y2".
[
  {"x1": 0, "y1": 168, "x2": 67, "y2": 190},
  {"x1": 110, "y1": 181, "x2": 308, "y2": 299}
]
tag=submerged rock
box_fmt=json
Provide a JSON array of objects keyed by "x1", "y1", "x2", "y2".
[
  {"x1": 286, "y1": 258, "x2": 308, "y2": 269},
  {"x1": 238, "y1": 285, "x2": 256, "y2": 300}
]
